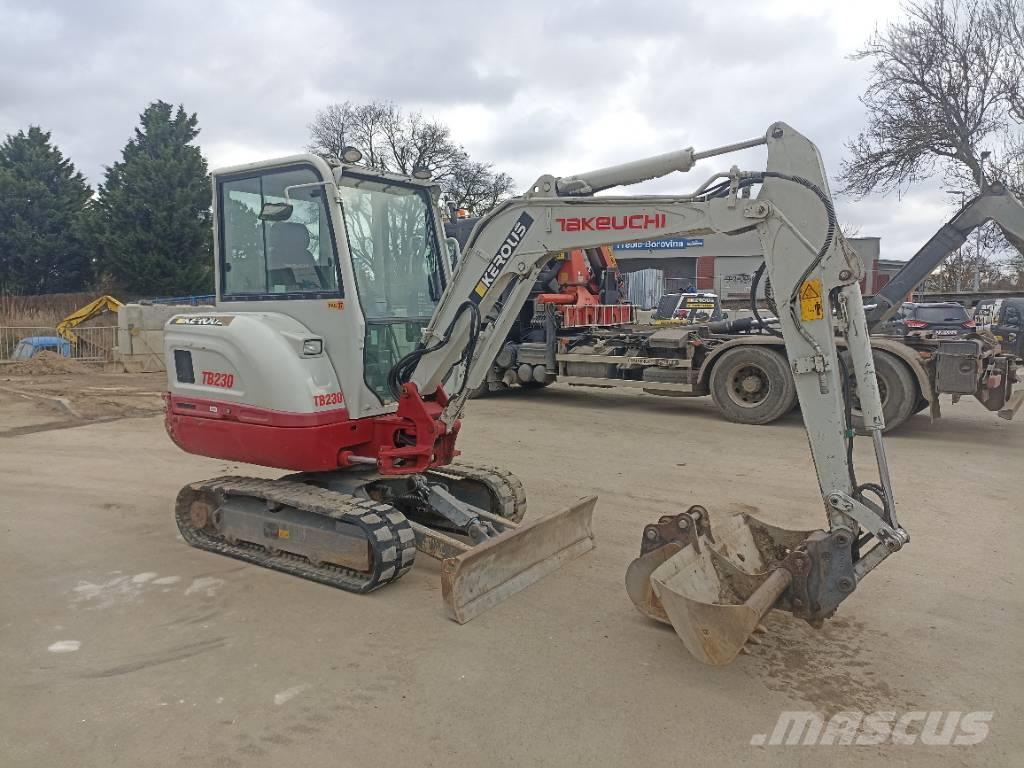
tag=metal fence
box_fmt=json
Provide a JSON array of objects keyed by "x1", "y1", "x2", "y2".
[
  {"x1": 623, "y1": 269, "x2": 665, "y2": 309},
  {"x1": 0, "y1": 325, "x2": 118, "y2": 363}
]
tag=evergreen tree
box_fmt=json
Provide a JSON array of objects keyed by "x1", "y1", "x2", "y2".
[
  {"x1": 93, "y1": 101, "x2": 212, "y2": 296},
  {"x1": 0, "y1": 126, "x2": 93, "y2": 293}
]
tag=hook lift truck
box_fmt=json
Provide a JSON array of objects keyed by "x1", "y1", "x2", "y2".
[
  {"x1": 450, "y1": 182, "x2": 1024, "y2": 432},
  {"x1": 164, "y1": 122, "x2": 909, "y2": 664}
]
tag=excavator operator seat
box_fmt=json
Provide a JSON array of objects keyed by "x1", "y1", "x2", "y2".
[{"x1": 267, "y1": 221, "x2": 318, "y2": 290}]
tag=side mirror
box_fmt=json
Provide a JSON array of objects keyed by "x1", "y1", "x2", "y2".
[{"x1": 259, "y1": 202, "x2": 293, "y2": 221}]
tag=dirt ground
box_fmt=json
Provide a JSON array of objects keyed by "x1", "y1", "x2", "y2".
[
  {"x1": 0, "y1": 359, "x2": 165, "y2": 435},
  {"x1": 0, "y1": 371, "x2": 1021, "y2": 767}
]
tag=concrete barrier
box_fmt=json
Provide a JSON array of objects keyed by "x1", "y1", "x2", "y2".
[{"x1": 115, "y1": 303, "x2": 212, "y2": 372}]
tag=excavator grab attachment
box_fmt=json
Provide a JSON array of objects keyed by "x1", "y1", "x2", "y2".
[
  {"x1": 622, "y1": 507, "x2": 831, "y2": 663},
  {"x1": 626, "y1": 508, "x2": 819, "y2": 665}
]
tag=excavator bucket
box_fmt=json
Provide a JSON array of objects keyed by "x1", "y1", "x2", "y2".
[
  {"x1": 626, "y1": 506, "x2": 815, "y2": 665},
  {"x1": 439, "y1": 496, "x2": 597, "y2": 623}
]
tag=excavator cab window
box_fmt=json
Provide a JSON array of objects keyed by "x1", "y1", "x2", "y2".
[
  {"x1": 337, "y1": 172, "x2": 445, "y2": 403},
  {"x1": 218, "y1": 165, "x2": 341, "y2": 298}
]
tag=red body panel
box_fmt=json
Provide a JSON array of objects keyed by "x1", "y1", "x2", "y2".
[{"x1": 165, "y1": 383, "x2": 459, "y2": 474}]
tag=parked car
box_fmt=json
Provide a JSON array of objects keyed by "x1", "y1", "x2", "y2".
[
  {"x1": 878, "y1": 302, "x2": 975, "y2": 340},
  {"x1": 10, "y1": 336, "x2": 72, "y2": 360},
  {"x1": 989, "y1": 297, "x2": 1024, "y2": 360}
]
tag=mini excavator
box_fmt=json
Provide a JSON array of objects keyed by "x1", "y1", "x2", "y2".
[{"x1": 164, "y1": 123, "x2": 908, "y2": 663}]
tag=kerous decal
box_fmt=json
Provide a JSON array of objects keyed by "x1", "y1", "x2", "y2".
[
  {"x1": 472, "y1": 212, "x2": 534, "y2": 303},
  {"x1": 172, "y1": 315, "x2": 234, "y2": 326}
]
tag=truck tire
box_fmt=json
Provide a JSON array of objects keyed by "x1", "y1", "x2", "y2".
[
  {"x1": 847, "y1": 349, "x2": 917, "y2": 434},
  {"x1": 709, "y1": 346, "x2": 797, "y2": 425}
]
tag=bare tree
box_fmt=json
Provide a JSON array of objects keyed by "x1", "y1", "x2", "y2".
[
  {"x1": 306, "y1": 103, "x2": 352, "y2": 161},
  {"x1": 308, "y1": 101, "x2": 515, "y2": 215},
  {"x1": 925, "y1": 236, "x2": 1013, "y2": 289},
  {"x1": 841, "y1": 0, "x2": 1017, "y2": 196},
  {"x1": 992, "y1": 0, "x2": 1024, "y2": 123},
  {"x1": 446, "y1": 158, "x2": 516, "y2": 214},
  {"x1": 842, "y1": 0, "x2": 1024, "y2": 284}
]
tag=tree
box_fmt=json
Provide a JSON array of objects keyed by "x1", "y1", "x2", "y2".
[
  {"x1": 924, "y1": 241, "x2": 1012, "y2": 290},
  {"x1": 841, "y1": 0, "x2": 1020, "y2": 195},
  {"x1": 841, "y1": 0, "x2": 1024, "y2": 277},
  {"x1": 92, "y1": 101, "x2": 212, "y2": 296},
  {"x1": 308, "y1": 101, "x2": 515, "y2": 215},
  {"x1": 0, "y1": 126, "x2": 93, "y2": 293}
]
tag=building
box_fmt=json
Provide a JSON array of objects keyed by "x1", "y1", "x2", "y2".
[{"x1": 616, "y1": 233, "x2": 890, "y2": 306}]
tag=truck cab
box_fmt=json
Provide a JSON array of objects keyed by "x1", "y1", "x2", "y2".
[{"x1": 990, "y1": 298, "x2": 1024, "y2": 360}]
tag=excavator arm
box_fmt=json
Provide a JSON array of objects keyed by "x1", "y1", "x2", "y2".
[
  {"x1": 403, "y1": 122, "x2": 908, "y2": 663},
  {"x1": 56, "y1": 295, "x2": 123, "y2": 346},
  {"x1": 865, "y1": 181, "x2": 1024, "y2": 330}
]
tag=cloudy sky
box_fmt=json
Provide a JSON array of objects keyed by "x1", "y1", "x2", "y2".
[{"x1": 1, "y1": 0, "x2": 954, "y2": 259}]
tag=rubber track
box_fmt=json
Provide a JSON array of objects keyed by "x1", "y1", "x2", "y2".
[
  {"x1": 175, "y1": 476, "x2": 416, "y2": 593},
  {"x1": 424, "y1": 460, "x2": 528, "y2": 522}
]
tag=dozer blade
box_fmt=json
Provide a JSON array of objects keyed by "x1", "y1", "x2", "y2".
[
  {"x1": 441, "y1": 496, "x2": 597, "y2": 623},
  {"x1": 628, "y1": 509, "x2": 815, "y2": 666}
]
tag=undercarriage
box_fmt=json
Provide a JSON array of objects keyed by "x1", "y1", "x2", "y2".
[{"x1": 175, "y1": 461, "x2": 595, "y2": 622}]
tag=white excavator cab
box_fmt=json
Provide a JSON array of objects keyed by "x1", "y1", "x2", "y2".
[{"x1": 171, "y1": 154, "x2": 450, "y2": 423}]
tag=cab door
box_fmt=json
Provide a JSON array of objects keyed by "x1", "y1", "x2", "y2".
[{"x1": 214, "y1": 157, "x2": 370, "y2": 417}]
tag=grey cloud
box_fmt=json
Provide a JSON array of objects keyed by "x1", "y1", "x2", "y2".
[{"x1": 0, "y1": 0, "x2": 954, "y2": 257}]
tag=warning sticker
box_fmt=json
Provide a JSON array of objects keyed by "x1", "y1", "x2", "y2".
[{"x1": 799, "y1": 279, "x2": 824, "y2": 321}]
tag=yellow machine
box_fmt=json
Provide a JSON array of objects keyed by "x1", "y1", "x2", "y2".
[{"x1": 56, "y1": 295, "x2": 122, "y2": 347}]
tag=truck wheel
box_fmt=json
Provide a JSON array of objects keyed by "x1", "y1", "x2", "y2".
[
  {"x1": 709, "y1": 347, "x2": 797, "y2": 425},
  {"x1": 845, "y1": 349, "x2": 917, "y2": 433}
]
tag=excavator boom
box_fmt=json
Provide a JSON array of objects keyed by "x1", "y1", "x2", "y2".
[{"x1": 397, "y1": 122, "x2": 907, "y2": 662}]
